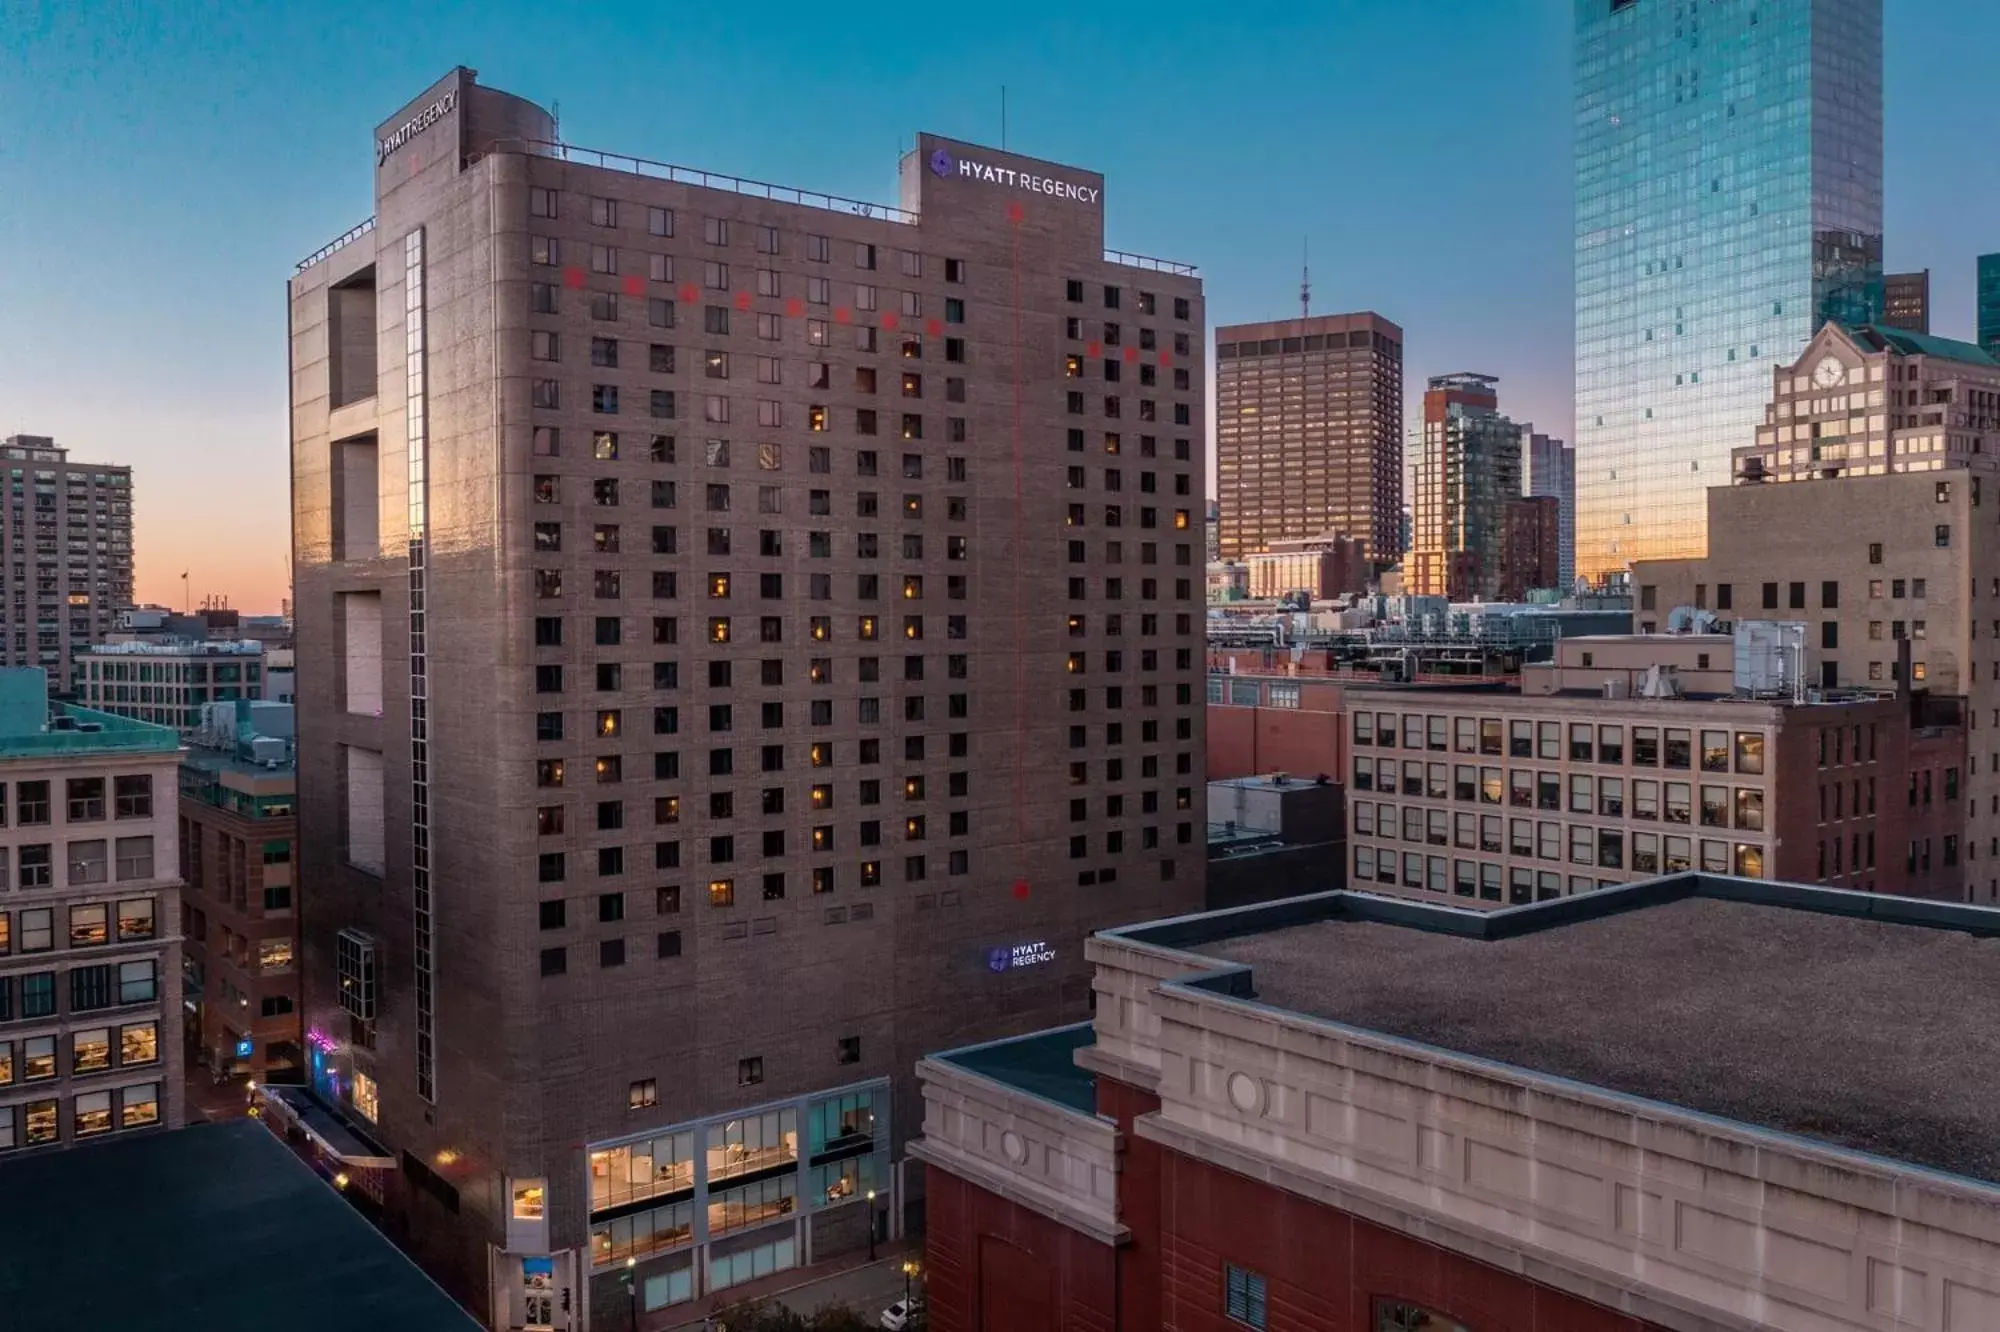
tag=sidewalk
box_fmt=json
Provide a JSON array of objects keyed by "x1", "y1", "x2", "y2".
[{"x1": 652, "y1": 1238, "x2": 918, "y2": 1331}]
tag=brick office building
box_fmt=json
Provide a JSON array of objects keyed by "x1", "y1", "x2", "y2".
[
  {"x1": 913, "y1": 874, "x2": 2000, "y2": 1331},
  {"x1": 288, "y1": 68, "x2": 1206, "y2": 1327}
]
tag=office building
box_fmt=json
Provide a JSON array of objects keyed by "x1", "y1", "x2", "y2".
[
  {"x1": 1344, "y1": 634, "x2": 1965, "y2": 910},
  {"x1": 77, "y1": 640, "x2": 272, "y2": 733},
  {"x1": 1202, "y1": 498, "x2": 1218, "y2": 565},
  {"x1": 1574, "y1": 0, "x2": 1883, "y2": 577},
  {"x1": 1407, "y1": 373, "x2": 1522, "y2": 601},
  {"x1": 287, "y1": 68, "x2": 1206, "y2": 1327},
  {"x1": 913, "y1": 875, "x2": 2000, "y2": 1331},
  {"x1": 1978, "y1": 253, "x2": 2000, "y2": 357},
  {"x1": 0, "y1": 668, "x2": 182, "y2": 1155},
  {"x1": 1882, "y1": 269, "x2": 1930, "y2": 333},
  {"x1": 1498, "y1": 493, "x2": 1560, "y2": 601},
  {"x1": 1242, "y1": 533, "x2": 1367, "y2": 602},
  {"x1": 179, "y1": 702, "x2": 299, "y2": 1082},
  {"x1": 0, "y1": 435, "x2": 136, "y2": 690},
  {"x1": 1521, "y1": 425, "x2": 1575, "y2": 588},
  {"x1": 1213, "y1": 313, "x2": 1403, "y2": 564}
]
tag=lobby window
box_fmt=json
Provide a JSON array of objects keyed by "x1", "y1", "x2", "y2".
[{"x1": 1224, "y1": 1264, "x2": 1267, "y2": 1329}]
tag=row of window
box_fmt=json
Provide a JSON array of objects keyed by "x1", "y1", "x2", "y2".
[
  {"x1": 536, "y1": 476, "x2": 968, "y2": 520},
  {"x1": 0, "y1": 959, "x2": 160, "y2": 1019},
  {"x1": 0, "y1": 1021, "x2": 158, "y2": 1086},
  {"x1": 533, "y1": 303, "x2": 976, "y2": 353},
  {"x1": 531, "y1": 258, "x2": 967, "y2": 322},
  {"x1": 1354, "y1": 714, "x2": 1767, "y2": 774},
  {"x1": 0, "y1": 1081, "x2": 161, "y2": 1149},
  {"x1": 1355, "y1": 778, "x2": 1767, "y2": 834},
  {"x1": 0, "y1": 837, "x2": 155, "y2": 892},
  {"x1": 0, "y1": 898, "x2": 156, "y2": 953},
  {"x1": 0, "y1": 775, "x2": 153, "y2": 827},
  {"x1": 1354, "y1": 837, "x2": 1766, "y2": 894}
]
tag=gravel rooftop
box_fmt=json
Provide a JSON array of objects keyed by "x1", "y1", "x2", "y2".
[{"x1": 1200, "y1": 896, "x2": 2000, "y2": 1184}]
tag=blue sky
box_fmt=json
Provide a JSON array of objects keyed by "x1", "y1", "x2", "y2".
[{"x1": 1, "y1": 0, "x2": 1991, "y2": 611}]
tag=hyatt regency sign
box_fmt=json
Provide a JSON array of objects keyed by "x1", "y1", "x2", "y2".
[
  {"x1": 379, "y1": 89, "x2": 457, "y2": 164},
  {"x1": 928, "y1": 147, "x2": 1098, "y2": 204}
]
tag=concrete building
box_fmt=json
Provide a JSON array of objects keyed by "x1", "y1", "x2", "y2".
[
  {"x1": 1498, "y1": 494, "x2": 1561, "y2": 602},
  {"x1": 1407, "y1": 373, "x2": 1523, "y2": 601},
  {"x1": 0, "y1": 667, "x2": 183, "y2": 1155},
  {"x1": 287, "y1": 67, "x2": 1205, "y2": 1327},
  {"x1": 1521, "y1": 425, "x2": 1575, "y2": 588},
  {"x1": 1979, "y1": 253, "x2": 2000, "y2": 358},
  {"x1": 1213, "y1": 314, "x2": 1403, "y2": 564},
  {"x1": 1731, "y1": 322, "x2": 2000, "y2": 486},
  {"x1": 1202, "y1": 498, "x2": 1218, "y2": 565},
  {"x1": 77, "y1": 640, "x2": 271, "y2": 733},
  {"x1": 1344, "y1": 635, "x2": 1965, "y2": 909},
  {"x1": 1574, "y1": 0, "x2": 1883, "y2": 577},
  {"x1": 1203, "y1": 563, "x2": 1247, "y2": 604},
  {"x1": 179, "y1": 702, "x2": 299, "y2": 1082},
  {"x1": 912, "y1": 874, "x2": 2000, "y2": 1331},
  {"x1": 1882, "y1": 268, "x2": 1930, "y2": 333},
  {"x1": 0, "y1": 435, "x2": 135, "y2": 690},
  {"x1": 1205, "y1": 771, "x2": 1343, "y2": 910},
  {"x1": 1242, "y1": 533, "x2": 1366, "y2": 603}
]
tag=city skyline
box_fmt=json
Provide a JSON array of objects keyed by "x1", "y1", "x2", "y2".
[{"x1": 4, "y1": 1, "x2": 2000, "y2": 609}]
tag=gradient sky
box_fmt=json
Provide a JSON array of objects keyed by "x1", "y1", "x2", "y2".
[{"x1": 2, "y1": 1, "x2": 1992, "y2": 613}]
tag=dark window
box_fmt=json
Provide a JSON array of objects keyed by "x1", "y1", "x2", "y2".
[
  {"x1": 1821, "y1": 580, "x2": 1839, "y2": 609},
  {"x1": 540, "y1": 947, "x2": 567, "y2": 977}
]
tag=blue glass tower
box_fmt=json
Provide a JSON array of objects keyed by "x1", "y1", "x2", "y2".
[
  {"x1": 1978, "y1": 254, "x2": 2000, "y2": 358},
  {"x1": 1574, "y1": 0, "x2": 1882, "y2": 578}
]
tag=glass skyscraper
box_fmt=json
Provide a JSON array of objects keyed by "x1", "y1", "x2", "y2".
[
  {"x1": 1574, "y1": 0, "x2": 1882, "y2": 579},
  {"x1": 1978, "y1": 254, "x2": 2000, "y2": 358}
]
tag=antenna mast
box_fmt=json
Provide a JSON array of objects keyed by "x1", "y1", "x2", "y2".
[{"x1": 1300, "y1": 237, "x2": 1311, "y2": 318}]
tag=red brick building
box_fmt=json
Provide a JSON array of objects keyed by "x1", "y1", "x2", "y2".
[
  {"x1": 1498, "y1": 495, "x2": 1560, "y2": 601},
  {"x1": 912, "y1": 876, "x2": 2000, "y2": 1331}
]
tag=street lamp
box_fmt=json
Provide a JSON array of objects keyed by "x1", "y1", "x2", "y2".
[
  {"x1": 866, "y1": 1189, "x2": 878, "y2": 1261},
  {"x1": 901, "y1": 1257, "x2": 921, "y2": 1311},
  {"x1": 618, "y1": 1256, "x2": 637, "y2": 1332}
]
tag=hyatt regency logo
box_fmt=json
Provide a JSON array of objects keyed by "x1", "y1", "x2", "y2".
[{"x1": 929, "y1": 145, "x2": 1099, "y2": 204}]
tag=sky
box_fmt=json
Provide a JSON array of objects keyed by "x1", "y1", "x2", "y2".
[{"x1": 1, "y1": 0, "x2": 1993, "y2": 614}]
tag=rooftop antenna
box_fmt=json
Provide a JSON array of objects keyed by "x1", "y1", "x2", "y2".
[
  {"x1": 1300, "y1": 237, "x2": 1311, "y2": 318},
  {"x1": 550, "y1": 99, "x2": 561, "y2": 144},
  {"x1": 1000, "y1": 86, "x2": 1008, "y2": 150}
]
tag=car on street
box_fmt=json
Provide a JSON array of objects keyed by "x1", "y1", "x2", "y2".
[{"x1": 880, "y1": 1296, "x2": 923, "y2": 1329}]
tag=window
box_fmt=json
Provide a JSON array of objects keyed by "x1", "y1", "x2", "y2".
[
  {"x1": 115, "y1": 836, "x2": 153, "y2": 881},
  {"x1": 1373, "y1": 1300, "x2": 1469, "y2": 1332},
  {"x1": 114, "y1": 775, "x2": 152, "y2": 819},
  {"x1": 67, "y1": 777, "x2": 104, "y2": 822},
  {"x1": 1225, "y1": 1264, "x2": 1268, "y2": 1329}
]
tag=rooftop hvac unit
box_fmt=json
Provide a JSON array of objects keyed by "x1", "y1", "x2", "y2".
[{"x1": 1602, "y1": 679, "x2": 1630, "y2": 700}]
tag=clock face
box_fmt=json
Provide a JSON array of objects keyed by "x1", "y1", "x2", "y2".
[{"x1": 1813, "y1": 355, "x2": 1846, "y2": 388}]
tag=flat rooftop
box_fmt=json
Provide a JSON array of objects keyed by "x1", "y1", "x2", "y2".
[
  {"x1": 0, "y1": 1120, "x2": 479, "y2": 1331},
  {"x1": 936, "y1": 1022, "x2": 1097, "y2": 1116},
  {"x1": 1141, "y1": 878, "x2": 2000, "y2": 1185}
]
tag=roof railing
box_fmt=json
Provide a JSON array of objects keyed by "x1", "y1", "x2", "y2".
[
  {"x1": 496, "y1": 139, "x2": 920, "y2": 225},
  {"x1": 295, "y1": 217, "x2": 376, "y2": 274},
  {"x1": 1103, "y1": 248, "x2": 1199, "y2": 278}
]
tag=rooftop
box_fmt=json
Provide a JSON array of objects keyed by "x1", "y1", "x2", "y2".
[
  {"x1": 1131, "y1": 877, "x2": 2000, "y2": 1186},
  {"x1": 0, "y1": 1120, "x2": 480, "y2": 1331},
  {"x1": 1859, "y1": 324, "x2": 2000, "y2": 368},
  {"x1": 935, "y1": 1022, "x2": 1097, "y2": 1115},
  {"x1": 0, "y1": 667, "x2": 180, "y2": 758},
  {"x1": 82, "y1": 638, "x2": 266, "y2": 656}
]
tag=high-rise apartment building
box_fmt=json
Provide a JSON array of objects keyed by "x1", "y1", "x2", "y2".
[
  {"x1": 0, "y1": 436, "x2": 136, "y2": 690},
  {"x1": 0, "y1": 668, "x2": 183, "y2": 1155},
  {"x1": 1407, "y1": 374, "x2": 1521, "y2": 601},
  {"x1": 1978, "y1": 253, "x2": 2000, "y2": 357},
  {"x1": 1213, "y1": 313, "x2": 1403, "y2": 564},
  {"x1": 1574, "y1": 0, "x2": 1883, "y2": 577},
  {"x1": 1521, "y1": 426, "x2": 1575, "y2": 589},
  {"x1": 1882, "y1": 269, "x2": 1930, "y2": 334},
  {"x1": 287, "y1": 68, "x2": 1205, "y2": 1327}
]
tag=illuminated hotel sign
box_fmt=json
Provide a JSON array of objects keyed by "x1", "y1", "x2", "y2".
[
  {"x1": 987, "y1": 941, "x2": 1057, "y2": 972},
  {"x1": 379, "y1": 89, "x2": 458, "y2": 164},
  {"x1": 929, "y1": 147, "x2": 1098, "y2": 204}
]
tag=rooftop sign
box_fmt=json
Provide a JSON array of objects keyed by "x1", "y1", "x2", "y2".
[
  {"x1": 379, "y1": 89, "x2": 457, "y2": 165},
  {"x1": 929, "y1": 147, "x2": 1099, "y2": 204}
]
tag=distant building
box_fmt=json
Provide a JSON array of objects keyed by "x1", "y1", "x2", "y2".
[
  {"x1": 1574, "y1": 0, "x2": 1883, "y2": 576},
  {"x1": 1881, "y1": 269, "x2": 1930, "y2": 333},
  {"x1": 1244, "y1": 533, "x2": 1367, "y2": 602},
  {"x1": 0, "y1": 667, "x2": 183, "y2": 1154},
  {"x1": 1214, "y1": 313, "x2": 1404, "y2": 563},
  {"x1": 1203, "y1": 499, "x2": 1219, "y2": 565},
  {"x1": 1732, "y1": 322, "x2": 2000, "y2": 486},
  {"x1": 76, "y1": 640, "x2": 271, "y2": 733},
  {"x1": 179, "y1": 702, "x2": 298, "y2": 1082},
  {"x1": 1521, "y1": 426, "x2": 1575, "y2": 588},
  {"x1": 1408, "y1": 374, "x2": 1522, "y2": 601},
  {"x1": 1204, "y1": 562, "x2": 1249, "y2": 604},
  {"x1": 1979, "y1": 253, "x2": 2000, "y2": 357},
  {"x1": 1498, "y1": 494, "x2": 1561, "y2": 601},
  {"x1": 0, "y1": 435, "x2": 135, "y2": 691},
  {"x1": 1346, "y1": 633, "x2": 1965, "y2": 908},
  {"x1": 913, "y1": 875, "x2": 2000, "y2": 1332}
]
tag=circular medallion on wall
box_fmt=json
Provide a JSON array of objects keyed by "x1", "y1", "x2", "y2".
[
  {"x1": 1226, "y1": 1071, "x2": 1264, "y2": 1115},
  {"x1": 1001, "y1": 1130, "x2": 1028, "y2": 1165}
]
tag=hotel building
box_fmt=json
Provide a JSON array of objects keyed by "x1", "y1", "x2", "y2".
[{"x1": 286, "y1": 68, "x2": 1205, "y2": 1327}]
